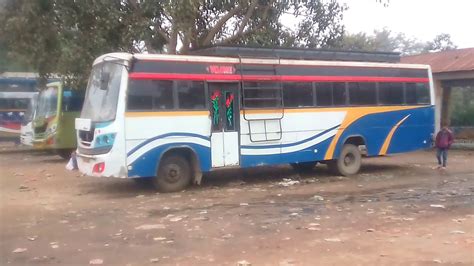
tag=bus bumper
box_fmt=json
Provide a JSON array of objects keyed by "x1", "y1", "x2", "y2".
[{"x1": 76, "y1": 152, "x2": 128, "y2": 178}]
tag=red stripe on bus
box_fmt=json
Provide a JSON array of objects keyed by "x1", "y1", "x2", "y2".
[{"x1": 129, "y1": 73, "x2": 429, "y2": 83}]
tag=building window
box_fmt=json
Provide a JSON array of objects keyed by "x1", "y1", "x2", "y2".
[
  {"x1": 348, "y1": 82, "x2": 377, "y2": 105},
  {"x1": 283, "y1": 82, "x2": 314, "y2": 107},
  {"x1": 379, "y1": 82, "x2": 404, "y2": 105}
]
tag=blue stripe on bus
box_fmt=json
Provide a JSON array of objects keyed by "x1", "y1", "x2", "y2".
[
  {"x1": 241, "y1": 124, "x2": 339, "y2": 150},
  {"x1": 241, "y1": 137, "x2": 334, "y2": 168},
  {"x1": 331, "y1": 105, "x2": 434, "y2": 158},
  {"x1": 127, "y1": 132, "x2": 210, "y2": 157},
  {"x1": 128, "y1": 142, "x2": 211, "y2": 177}
]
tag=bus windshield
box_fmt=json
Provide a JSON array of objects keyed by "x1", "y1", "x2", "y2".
[
  {"x1": 24, "y1": 94, "x2": 38, "y2": 122},
  {"x1": 81, "y1": 62, "x2": 122, "y2": 122},
  {"x1": 36, "y1": 86, "x2": 58, "y2": 119}
]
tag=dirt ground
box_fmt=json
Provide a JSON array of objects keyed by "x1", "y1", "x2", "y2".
[{"x1": 0, "y1": 144, "x2": 473, "y2": 266}]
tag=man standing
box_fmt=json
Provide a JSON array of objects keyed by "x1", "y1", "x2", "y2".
[{"x1": 434, "y1": 125, "x2": 454, "y2": 170}]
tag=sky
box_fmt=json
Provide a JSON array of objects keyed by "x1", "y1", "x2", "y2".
[{"x1": 339, "y1": 0, "x2": 474, "y2": 48}]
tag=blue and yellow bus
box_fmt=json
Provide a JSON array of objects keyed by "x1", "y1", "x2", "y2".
[{"x1": 75, "y1": 49, "x2": 434, "y2": 192}]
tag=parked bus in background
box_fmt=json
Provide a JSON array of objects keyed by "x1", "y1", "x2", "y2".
[
  {"x1": 0, "y1": 72, "x2": 38, "y2": 141},
  {"x1": 75, "y1": 48, "x2": 435, "y2": 192},
  {"x1": 20, "y1": 92, "x2": 39, "y2": 146},
  {"x1": 33, "y1": 81, "x2": 84, "y2": 158}
]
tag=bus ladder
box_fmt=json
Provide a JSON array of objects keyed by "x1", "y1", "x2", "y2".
[{"x1": 239, "y1": 56, "x2": 284, "y2": 142}]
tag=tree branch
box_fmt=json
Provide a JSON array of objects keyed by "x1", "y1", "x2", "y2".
[
  {"x1": 202, "y1": 5, "x2": 243, "y2": 46},
  {"x1": 218, "y1": 3, "x2": 272, "y2": 45},
  {"x1": 235, "y1": 0, "x2": 258, "y2": 36}
]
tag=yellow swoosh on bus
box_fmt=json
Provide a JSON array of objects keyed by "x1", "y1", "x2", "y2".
[
  {"x1": 378, "y1": 114, "x2": 411, "y2": 156},
  {"x1": 324, "y1": 106, "x2": 421, "y2": 160}
]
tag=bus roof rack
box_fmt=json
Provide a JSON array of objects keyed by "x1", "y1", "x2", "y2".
[{"x1": 189, "y1": 45, "x2": 400, "y2": 63}]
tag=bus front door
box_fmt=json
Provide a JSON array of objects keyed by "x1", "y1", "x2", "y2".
[{"x1": 209, "y1": 83, "x2": 240, "y2": 168}]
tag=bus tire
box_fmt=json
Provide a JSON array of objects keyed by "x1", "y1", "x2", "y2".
[
  {"x1": 57, "y1": 149, "x2": 73, "y2": 160},
  {"x1": 290, "y1": 161, "x2": 317, "y2": 172},
  {"x1": 331, "y1": 144, "x2": 361, "y2": 176},
  {"x1": 153, "y1": 155, "x2": 192, "y2": 193}
]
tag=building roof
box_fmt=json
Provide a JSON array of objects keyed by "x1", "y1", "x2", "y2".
[{"x1": 401, "y1": 48, "x2": 474, "y2": 73}]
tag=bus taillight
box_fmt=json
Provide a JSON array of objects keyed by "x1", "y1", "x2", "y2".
[{"x1": 93, "y1": 162, "x2": 105, "y2": 173}]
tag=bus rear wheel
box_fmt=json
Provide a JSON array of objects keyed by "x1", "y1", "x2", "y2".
[
  {"x1": 153, "y1": 155, "x2": 192, "y2": 193},
  {"x1": 328, "y1": 144, "x2": 361, "y2": 176}
]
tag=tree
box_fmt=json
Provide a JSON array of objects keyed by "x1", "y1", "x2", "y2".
[
  {"x1": 336, "y1": 28, "x2": 445, "y2": 56},
  {"x1": 0, "y1": 0, "x2": 166, "y2": 88},
  {"x1": 1, "y1": 0, "x2": 346, "y2": 89},
  {"x1": 140, "y1": 0, "x2": 346, "y2": 53},
  {"x1": 423, "y1": 33, "x2": 457, "y2": 52}
]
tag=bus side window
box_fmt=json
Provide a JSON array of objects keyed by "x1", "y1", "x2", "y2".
[
  {"x1": 348, "y1": 82, "x2": 377, "y2": 105},
  {"x1": 176, "y1": 81, "x2": 206, "y2": 110},
  {"x1": 332, "y1": 82, "x2": 347, "y2": 106},
  {"x1": 379, "y1": 82, "x2": 404, "y2": 105},
  {"x1": 127, "y1": 80, "x2": 154, "y2": 111},
  {"x1": 315, "y1": 82, "x2": 333, "y2": 106},
  {"x1": 283, "y1": 82, "x2": 313, "y2": 108}
]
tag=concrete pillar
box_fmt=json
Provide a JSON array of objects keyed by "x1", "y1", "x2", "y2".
[{"x1": 441, "y1": 86, "x2": 452, "y2": 126}]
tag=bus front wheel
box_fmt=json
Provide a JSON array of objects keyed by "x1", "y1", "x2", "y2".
[
  {"x1": 153, "y1": 155, "x2": 192, "y2": 193},
  {"x1": 328, "y1": 144, "x2": 361, "y2": 176}
]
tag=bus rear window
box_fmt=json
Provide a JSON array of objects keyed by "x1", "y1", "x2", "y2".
[{"x1": 406, "y1": 83, "x2": 430, "y2": 104}]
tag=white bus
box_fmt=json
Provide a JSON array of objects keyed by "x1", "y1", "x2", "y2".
[
  {"x1": 0, "y1": 72, "x2": 38, "y2": 140},
  {"x1": 76, "y1": 49, "x2": 434, "y2": 192}
]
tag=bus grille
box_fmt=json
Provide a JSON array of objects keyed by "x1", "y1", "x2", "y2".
[
  {"x1": 34, "y1": 124, "x2": 47, "y2": 134},
  {"x1": 79, "y1": 130, "x2": 94, "y2": 144}
]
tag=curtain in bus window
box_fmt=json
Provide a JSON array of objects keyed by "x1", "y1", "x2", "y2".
[
  {"x1": 348, "y1": 82, "x2": 377, "y2": 105},
  {"x1": 379, "y1": 83, "x2": 404, "y2": 105},
  {"x1": 283, "y1": 82, "x2": 313, "y2": 107},
  {"x1": 315, "y1": 82, "x2": 332, "y2": 106},
  {"x1": 176, "y1": 81, "x2": 205, "y2": 110},
  {"x1": 406, "y1": 83, "x2": 430, "y2": 104},
  {"x1": 332, "y1": 82, "x2": 347, "y2": 106}
]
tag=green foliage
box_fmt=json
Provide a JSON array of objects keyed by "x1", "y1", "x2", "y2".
[
  {"x1": 336, "y1": 28, "x2": 426, "y2": 55},
  {"x1": 336, "y1": 28, "x2": 457, "y2": 56},
  {"x1": 1, "y1": 0, "x2": 346, "y2": 89},
  {"x1": 450, "y1": 87, "x2": 474, "y2": 127},
  {"x1": 0, "y1": 0, "x2": 166, "y2": 89}
]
